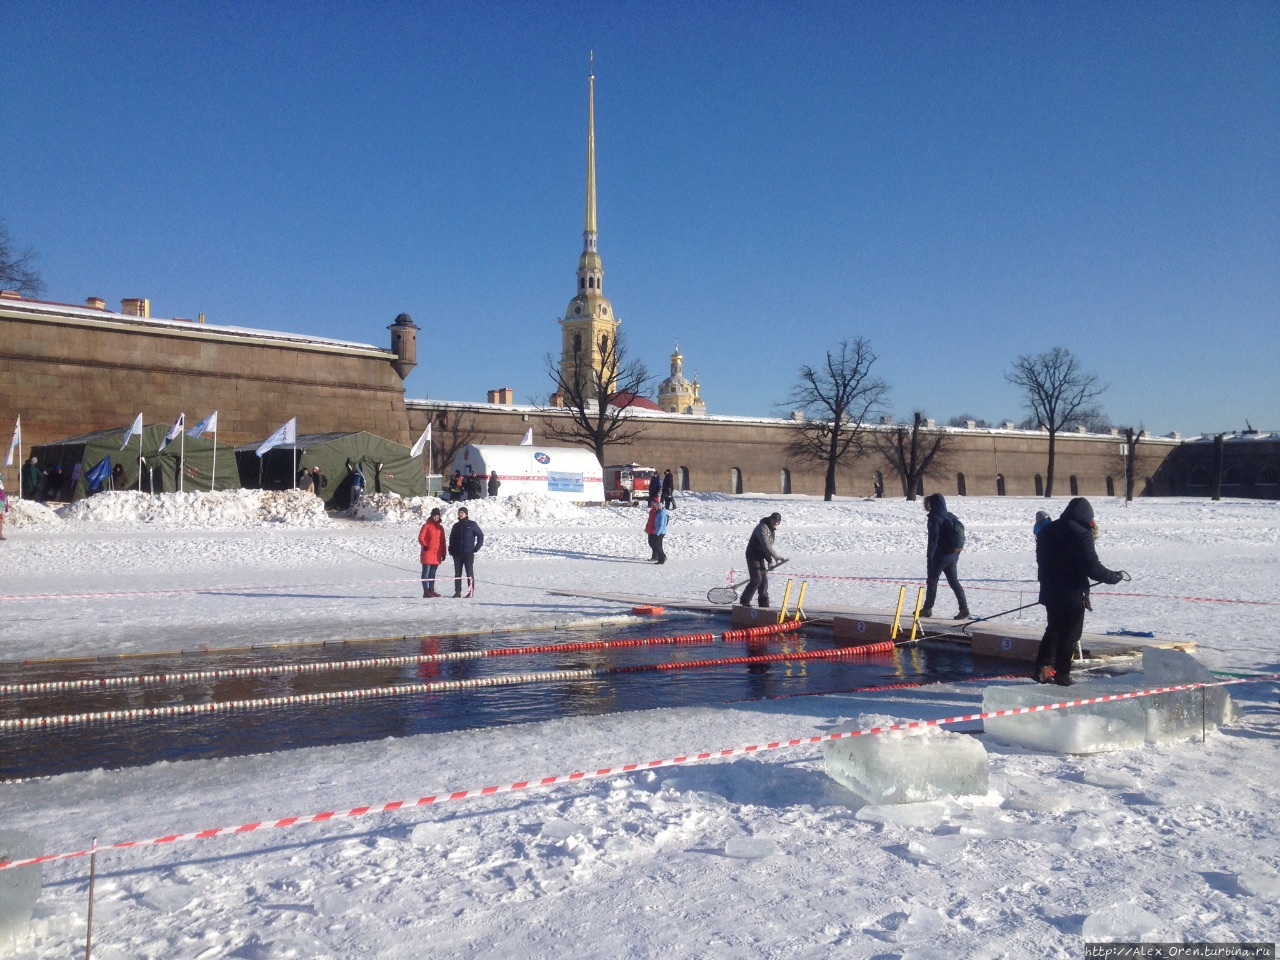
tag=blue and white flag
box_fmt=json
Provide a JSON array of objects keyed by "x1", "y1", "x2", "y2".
[
  {"x1": 85, "y1": 456, "x2": 112, "y2": 490},
  {"x1": 256, "y1": 417, "x2": 297, "y2": 457},
  {"x1": 160, "y1": 413, "x2": 185, "y2": 450},
  {"x1": 186, "y1": 411, "x2": 218, "y2": 439},
  {"x1": 4, "y1": 417, "x2": 19, "y2": 467},
  {"x1": 410, "y1": 422, "x2": 431, "y2": 459},
  {"x1": 120, "y1": 413, "x2": 143, "y2": 451}
]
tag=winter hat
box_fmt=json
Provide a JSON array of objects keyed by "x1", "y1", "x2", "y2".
[
  {"x1": 1034, "y1": 510, "x2": 1050, "y2": 524},
  {"x1": 429, "y1": 508, "x2": 441, "y2": 518}
]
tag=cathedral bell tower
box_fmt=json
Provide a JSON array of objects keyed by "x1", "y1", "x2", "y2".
[{"x1": 558, "y1": 54, "x2": 620, "y2": 399}]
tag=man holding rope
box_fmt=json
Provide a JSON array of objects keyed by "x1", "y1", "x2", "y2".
[{"x1": 1033, "y1": 497, "x2": 1127, "y2": 686}]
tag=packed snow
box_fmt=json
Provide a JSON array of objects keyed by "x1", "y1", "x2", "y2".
[{"x1": 0, "y1": 490, "x2": 1277, "y2": 957}]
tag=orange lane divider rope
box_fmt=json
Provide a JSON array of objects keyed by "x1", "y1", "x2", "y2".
[
  {"x1": 4, "y1": 673, "x2": 1273, "y2": 874},
  {"x1": 0, "y1": 622, "x2": 806, "y2": 697},
  {"x1": 4, "y1": 628, "x2": 872, "y2": 730}
]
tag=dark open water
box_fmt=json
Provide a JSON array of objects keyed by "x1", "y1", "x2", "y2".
[{"x1": 0, "y1": 615, "x2": 986, "y2": 779}]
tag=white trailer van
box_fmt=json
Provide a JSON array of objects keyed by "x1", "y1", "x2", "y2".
[{"x1": 448, "y1": 444, "x2": 604, "y2": 503}]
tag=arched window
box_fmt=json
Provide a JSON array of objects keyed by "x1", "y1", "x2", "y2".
[
  {"x1": 1106, "y1": 476, "x2": 1115, "y2": 496},
  {"x1": 1142, "y1": 476, "x2": 1153, "y2": 495},
  {"x1": 600, "y1": 334, "x2": 609, "y2": 354},
  {"x1": 579, "y1": 278, "x2": 585, "y2": 289},
  {"x1": 1069, "y1": 475, "x2": 1079, "y2": 496},
  {"x1": 1034, "y1": 474, "x2": 1044, "y2": 497},
  {"x1": 915, "y1": 478, "x2": 924, "y2": 497},
  {"x1": 780, "y1": 468, "x2": 791, "y2": 494},
  {"x1": 679, "y1": 466, "x2": 690, "y2": 491},
  {"x1": 1260, "y1": 467, "x2": 1279, "y2": 485},
  {"x1": 996, "y1": 473, "x2": 1006, "y2": 496},
  {"x1": 730, "y1": 468, "x2": 743, "y2": 495},
  {"x1": 873, "y1": 470, "x2": 884, "y2": 498},
  {"x1": 573, "y1": 333, "x2": 582, "y2": 354},
  {"x1": 956, "y1": 473, "x2": 967, "y2": 496}
]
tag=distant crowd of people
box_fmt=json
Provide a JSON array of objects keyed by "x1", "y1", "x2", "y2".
[{"x1": 444, "y1": 469, "x2": 500, "y2": 502}]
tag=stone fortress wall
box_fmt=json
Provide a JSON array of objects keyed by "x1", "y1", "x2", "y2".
[{"x1": 0, "y1": 295, "x2": 413, "y2": 449}]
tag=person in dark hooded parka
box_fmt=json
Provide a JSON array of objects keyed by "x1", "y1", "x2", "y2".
[
  {"x1": 920, "y1": 493, "x2": 969, "y2": 619},
  {"x1": 1033, "y1": 497, "x2": 1127, "y2": 686}
]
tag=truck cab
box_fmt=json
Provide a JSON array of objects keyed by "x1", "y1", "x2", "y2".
[{"x1": 603, "y1": 463, "x2": 658, "y2": 502}]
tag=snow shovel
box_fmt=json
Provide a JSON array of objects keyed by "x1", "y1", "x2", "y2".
[{"x1": 707, "y1": 559, "x2": 788, "y2": 604}]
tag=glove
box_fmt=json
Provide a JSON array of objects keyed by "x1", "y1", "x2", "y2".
[{"x1": 1107, "y1": 570, "x2": 1125, "y2": 585}]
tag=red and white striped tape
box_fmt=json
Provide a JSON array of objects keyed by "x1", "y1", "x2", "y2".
[
  {"x1": 0, "y1": 622, "x2": 804, "y2": 696},
  {"x1": 3, "y1": 674, "x2": 1271, "y2": 873}
]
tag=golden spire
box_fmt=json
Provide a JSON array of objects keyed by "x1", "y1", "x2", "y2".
[{"x1": 584, "y1": 51, "x2": 597, "y2": 243}]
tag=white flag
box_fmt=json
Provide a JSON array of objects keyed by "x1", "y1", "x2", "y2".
[
  {"x1": 160, "y1": 413, "x2": 185, "y2": 450},
  {"x1": 4, "y1": 417, "x2": 19, "y2": 467},
  {"x1": 120, "y1": 413, "x2": 144, "y2": 451},
  {"x1": 520, "y1": 428, "x2": 533, "y2": 446},
  {"x1": 187, "y1": 411, "x2": 218, "y2": 439},
  {"x1": 410, "y1": 422, "x2": 432, "y2": 459},
  {"x1": 256, "y1": 417, "x2": 297, "y2": 457}
]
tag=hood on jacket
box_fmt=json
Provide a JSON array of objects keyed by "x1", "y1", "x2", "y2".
[
  {"x1": 925, "y1": 493, "x2": 947, "y2": 513},
  {"x1": 1060, "y1": 497, "x2": 1094, "y2": 525}
]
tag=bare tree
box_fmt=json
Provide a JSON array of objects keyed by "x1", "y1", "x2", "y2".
[
  {"x1": 0, "y1": 221, "x2": 45, "y2": 296},
  {"x1": 875, "y1": 412, "x2": 955, "y2": 501},
  {"x1": 784, "y1": 338, "x2": 889, "y2": 501},
  {"x1": 428, "y1": 408, "x2": 480, "y2": 476},
  {"x1": 544, "y1": 332, "x2": 653, "y2": 464},
  {"x1": 1006, "y1": 347, "x2": 1107, "y2": 497},
  {"x1": 1107, "y1": 426, "x2": 1160, "y2": 502},
  {"x1": 947, "y1": 413, "x2": 990, "y2": 429}
]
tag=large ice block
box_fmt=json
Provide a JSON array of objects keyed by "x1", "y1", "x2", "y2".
[
  {"x1": 0, "y1": 830, "x2": 43, "y2": 952},
  {"x1": 982, "y1": 678, "x2": 1148, "y2": 754},
  {"x1": 822, "y1": 715, "x2": 989, "y2": 804},
  {"x1": 1140, "y1": 646, "x2": 1236, "y2": 735},
  {"x1": 983, "y1": 648, "x2": 1236, "y2": 755}
]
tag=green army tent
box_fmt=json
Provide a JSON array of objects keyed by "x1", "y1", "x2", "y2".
[
  {"x1": 31, "y1": 423, "x2": 239, "y2": 502},
  {"x1": 234, "y1": 432, "x2": 427, "y2": 509}
]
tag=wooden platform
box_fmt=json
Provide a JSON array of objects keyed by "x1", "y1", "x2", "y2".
[{"x1": 545, "y1": 589, "x2": 1193, "y2": 667}]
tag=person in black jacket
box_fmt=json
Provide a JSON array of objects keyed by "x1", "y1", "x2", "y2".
[
  {"x1": 1033, "y1": 497, "x2": 1127, "y2": 685},
  {"x1": 920, "y1": 493, "x2": 969, "y2": 619},
  {"x1": 448, "y1": 506, "x2": 485, "y2": 598},
  {"x1": 739, "y1": 512, "x2": 786, "y2": 608},
  {"x1": 661, "y1": 469, "x2": 675, "y2": 510}
]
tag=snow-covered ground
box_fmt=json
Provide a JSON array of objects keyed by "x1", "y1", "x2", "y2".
[{"x1": 0, "y1": 490, "x2": 1277, "y2": 958}]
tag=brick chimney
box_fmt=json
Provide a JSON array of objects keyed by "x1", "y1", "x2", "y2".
[
  {"x1": 86, "y1": 297, "x2": 106, "y2": 310},
  {"x1": 121, "y1": 298, "x2": 150, "y2": 318},
  {"x1": 487, "y1": 388, "x2": 515, "y2": 405}
]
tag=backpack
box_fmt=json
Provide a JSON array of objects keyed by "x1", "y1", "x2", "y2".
[{"x1": 944, "y1": 513, "x2": 966, "y2": 551}]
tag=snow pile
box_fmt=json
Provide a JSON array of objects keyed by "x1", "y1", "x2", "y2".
[
  {"x1": 3, "y1": 499, "x2": 61, "y2": 528},
  {"x1": 53, "y1": 489, "x2": 333, "y2": 528},
  {"x1": 350, "y1": 492, "x2": 613, "y2": 528}
]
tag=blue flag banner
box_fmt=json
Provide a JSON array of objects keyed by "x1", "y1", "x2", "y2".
[
  {"x1": 85, "y1": 456, "x2": 112, "y2": 490},
  {"x1": 187, "y1": 411, "x2": 218, "y2": 440}
]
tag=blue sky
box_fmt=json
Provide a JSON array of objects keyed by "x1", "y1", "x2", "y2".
[{"x1": 3, "y1": 2, "x2": 1276, "y2": 437}]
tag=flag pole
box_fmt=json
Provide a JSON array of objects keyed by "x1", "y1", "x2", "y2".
[
  {"x1": 16, "y1": 419, "x2": 23, "y2": 500},
  {"x1": 210, "y1": 419, "x2": 217, "y2": 491},
  {"x1": 179, "y1": 427, "x2": 186, "y2": 493}
]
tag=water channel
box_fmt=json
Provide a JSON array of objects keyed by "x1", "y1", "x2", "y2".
[{"x1": 0, "y1": 614, "x2": 991, "y2": 780}]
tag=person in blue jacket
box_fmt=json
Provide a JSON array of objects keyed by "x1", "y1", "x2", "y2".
[{"x1": 448, "y1": 507, "x2": 485, "y2": 598}]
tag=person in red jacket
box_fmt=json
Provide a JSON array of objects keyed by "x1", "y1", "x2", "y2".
[{"x1": 417, "y1": 507, "x2": 448, "y2": 598}]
